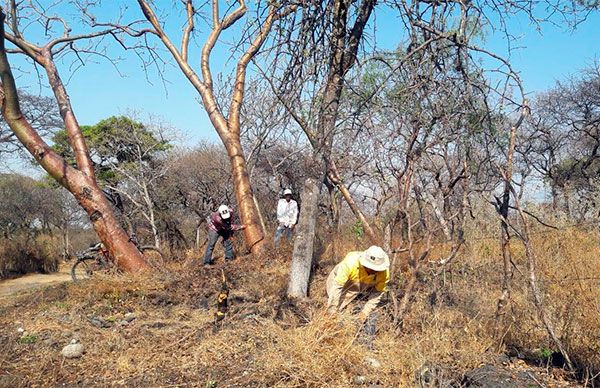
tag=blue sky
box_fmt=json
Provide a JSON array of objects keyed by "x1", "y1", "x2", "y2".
[{"x1": 2, "y1": 2, "x2": 599, "y2": 172}]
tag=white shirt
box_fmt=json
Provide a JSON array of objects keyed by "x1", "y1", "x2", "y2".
[{"x1": 277, "y1": 198, "x2": 298, "y2": 227}]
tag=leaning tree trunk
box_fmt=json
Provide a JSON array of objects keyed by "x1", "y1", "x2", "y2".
[
  {"x1": 328, "y1": 161, "x2": 378, "y2": 243},
  {"x1": 0, "y1": 17, "x2": 148, "y2": 272}
]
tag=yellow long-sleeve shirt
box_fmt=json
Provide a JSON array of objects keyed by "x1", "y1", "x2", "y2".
[{"x1": 327, "y1": 251, "x2": 390, "y2": 316}]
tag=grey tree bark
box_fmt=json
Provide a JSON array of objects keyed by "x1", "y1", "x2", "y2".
[
  {"x1": 287, "y1": 177, "x2": 320, "y2": 297},
  {"x1": 285, "y1": 0, "x2": 375, "y2": 298}
]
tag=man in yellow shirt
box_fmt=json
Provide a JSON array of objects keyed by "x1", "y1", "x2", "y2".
[{"x1": 326, "y1": 245, "x2": 390, "y2": 321}]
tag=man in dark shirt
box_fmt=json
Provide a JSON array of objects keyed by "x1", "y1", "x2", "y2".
[{"x1": 203, "y1": 205, "x2": 245, "y2": 265}]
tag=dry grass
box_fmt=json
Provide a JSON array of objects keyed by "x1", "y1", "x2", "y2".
[{"x1": 0, "y1": 227, "x2": 598, "y2": 386}]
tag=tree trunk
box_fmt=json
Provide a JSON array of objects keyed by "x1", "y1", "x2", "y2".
[
  {"x1": 328, "y1": 162, "x2": 378, "y2": 243},
  {"x1": 325, "y1": 180, "x2": 340, "y2": 230},
  {"x1": 0, "y1": 20, "x2": 148, "y2": 272},
  {"x1": 494, "y1": 104, "x2": 529, "y2": 339},
  {"x1": 286, "y1": 0, "x2": 375, "y2": 297},
  {"x1": 141, "y1": 182, "x2": 161, "y2": 250},
  {"x1": 149, "y1": 211, "x2": 161, "y2": 250},
  {"x1": 253, "y1": 190, "x2": 268, "y2": 241},
  {"x1": 287, "y1": 177, "x2": 321, "y2": 298},
  {"x1": 222, "y1": 137, "x2": 265, "y2": 254},
  {"x1": 195, "y1": 224, "x2": 202, "y2": 250},
  {"x1": 425, "y1": 189, "x2": 452, "y2": 241},
  {"x1": 62, "y1": 225, "x2": 70, "y2": 260},
  {"x1": 135, "y1": 0, "x2": 277, "y2": 256},
  {"x1": 41, "y1": 50, "x2": 95, "y2": 178},
  {"x1": 511, "y1": 189, "x2": 574, "y2": 370},
  {"x1": 383, "y1": 223, "x2": 392, "y2": 253}
]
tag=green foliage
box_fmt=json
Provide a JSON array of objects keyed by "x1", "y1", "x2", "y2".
[
  {"x1": 577, "y1": 0, "x2": 599, "y2": 9},
  {"x1": 446, "y1": 14, "x2": 488, "y2": 42},
  {"x1": 51, "y1": 116, "x2": 171, "y2": 185},
  {"x1": 54, "y1": 301, "x2": 70, "y2": 310},
  {"x1": 537, "y1": 347, "x2": 553, "y2": 360},
  {"x1": 351, "y1": 220, "x2": 364, "y2": 240},
  {"x1": 17, "y1": 334, "x2": 38, "y2": 344}
]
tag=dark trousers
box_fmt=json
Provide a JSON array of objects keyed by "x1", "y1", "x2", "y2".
[
  {"x1": 274, "y1": 225, "x2": 293, "y2": 245},
  {"x1": 203, "y1": 230, "x2": 234, "y2": 264}
]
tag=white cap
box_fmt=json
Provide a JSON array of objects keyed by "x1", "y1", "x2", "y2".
[
  {"x1": 359, "y1": 246, "x2": 390, "y2": 271},
  {"x1": 283, "y1": 189, "x2": 292, "y2": 196},
  {"x1": 218, "y1": 204, "x2": 231, "y2": 219}
]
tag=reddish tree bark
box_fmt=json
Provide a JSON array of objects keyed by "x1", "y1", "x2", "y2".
[{"x1": 0, "y1": 10, "x2": 147, "y2": 272}]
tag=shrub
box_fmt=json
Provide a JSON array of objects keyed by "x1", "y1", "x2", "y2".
[{"x1": 0, "y1": 234, "x2": 60, "y2": 279}]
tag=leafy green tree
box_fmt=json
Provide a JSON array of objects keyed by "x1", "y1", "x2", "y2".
[{"x1": 53, "y1": 116, "x2": 172, "y2": 248}]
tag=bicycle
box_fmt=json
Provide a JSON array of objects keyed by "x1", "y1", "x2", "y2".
[{"x1": 70, "y1": 239, "x2": 165, "y2": 281}]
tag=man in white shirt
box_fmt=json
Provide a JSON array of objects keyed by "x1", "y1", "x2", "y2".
[{"x1": 274, "y1": 189, "x2": 298, "y2": 245}]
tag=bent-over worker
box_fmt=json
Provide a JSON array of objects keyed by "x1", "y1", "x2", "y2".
[
  {"x1": 203, "y1": 205, "x2": 246, "y2": 265},
  {"x1": 326, "y1": 246, "x2": 390, "y2": 320}
]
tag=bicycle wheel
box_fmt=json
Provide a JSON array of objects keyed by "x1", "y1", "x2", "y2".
[
  {"x1": 71, "y1": 257, "x2": 97, "y2": 281},
  {"x1": 140, "y1": 246, "x2": 165, "y2": 270}
]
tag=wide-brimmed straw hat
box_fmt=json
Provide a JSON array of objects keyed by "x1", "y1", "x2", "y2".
[{"x1": 359, "y1": 246, "x2": 390, "y2": 272}]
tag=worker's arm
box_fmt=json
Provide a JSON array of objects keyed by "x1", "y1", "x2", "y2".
[
  {"x1": 290, "y1": 201, "x2": 299, "y2": 225},
  {"x1": 276, "y1": 200, "x2": 285, "y2": 223},
  {"x1": 360, "y1": 270, "x2": 390, "y2": 317},
  {"x1": 326, "y1": 256, "x2": 353, "y2": 312},
  {"x1": 360, "y1": 291, "x2": 384, "y2": 317},
  {"x1": 327, "y1": 281, "x2": 345, "y2": 313}
]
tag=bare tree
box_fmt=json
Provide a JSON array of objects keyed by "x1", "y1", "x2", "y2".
[
  {"x1": 0, "y1": 90, "x2": 61, "y2": 156},
  {"x1": 526, "y1": 63, "x2": 600, "y2": 217},
  {"x1": 164, "y1": 143, "x2": 234, "y2": 249},
  {"x1": 264, "y1": 0, "x2": 377, "y2": 298},
  {"x1": 135, "y1": 0, "x2": 297, "y2": 255}
]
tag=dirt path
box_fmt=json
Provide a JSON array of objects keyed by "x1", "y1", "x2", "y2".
[{"x1": 0, "y1": 264, "x2": 72, "y2": 299}]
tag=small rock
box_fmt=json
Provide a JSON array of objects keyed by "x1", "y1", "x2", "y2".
[
  {"x1": 16, "y1": 327, "x2": 25, "y2": 334},
  {"x1": 123, "y1": 312, "x2": 136, "y2": 322},
  {"x1": 61, "y1": 340, "x2": 84, "y2": 358},
  {"x1": 118, "y1": 320, "x2": 129, "y2": 326},
  {"x1": 88, "y1": 316, "x2": 112, "y2": 328},
  {"x1": 364, "y1": 356, "x2": 381, "y2": 369},
  {"x1": 464, "y1": 364, "x2": 539, "y2": 387},
  {"x1": 353, "y1": 375, "x2": 367, "y2": 385}
]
